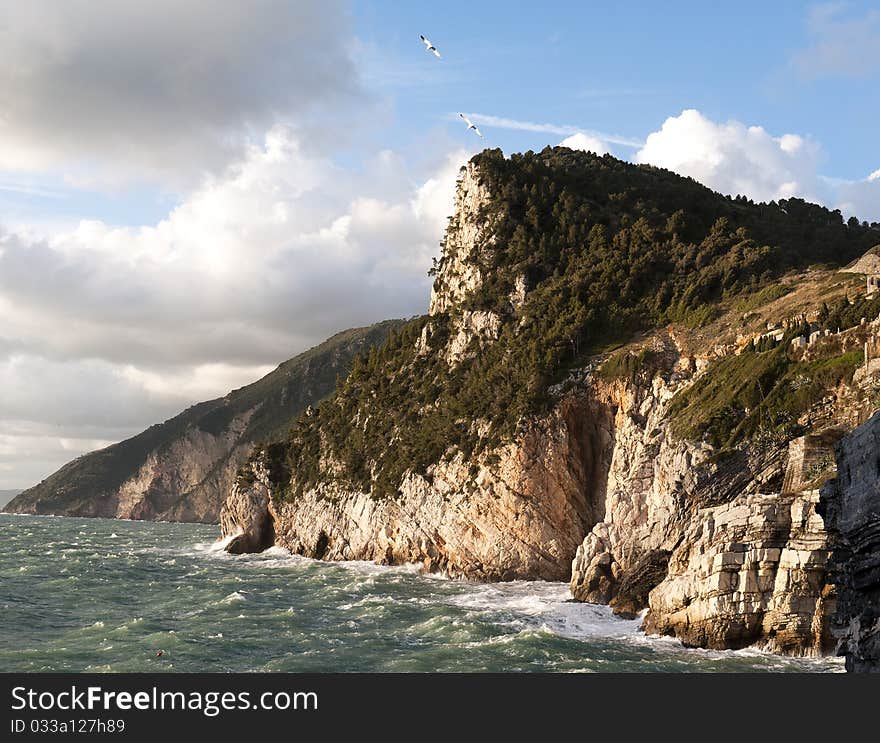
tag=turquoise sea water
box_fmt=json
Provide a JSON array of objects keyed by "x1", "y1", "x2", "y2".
[{"x1": 0, "y1": 514, "x2": 843, "y2": 673}]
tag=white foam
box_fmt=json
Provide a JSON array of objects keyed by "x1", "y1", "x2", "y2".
[
  {"x1": 221, "y1": 591, "x2": 247, "y2": 604},
  {"x1": 446, "y1": 580, "x2": 643, "y2": 642},
  {"x1": 206, "y1": 532, "x2": 239, "y2": 552},
  {"x1": 262, "y1": 546, "x2": 294, "y2": 559}
]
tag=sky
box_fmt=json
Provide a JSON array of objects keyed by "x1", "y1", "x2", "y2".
[{"x1": 1, "y1": 0, "x2": 878, "y2": 488}]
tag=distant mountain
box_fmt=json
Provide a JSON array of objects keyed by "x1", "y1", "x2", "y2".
[
  {"x1": 4, "y1": 321, "x2": 403, "y2": 522},
  {"x1": 0, "y1": 490, "x2": 21, "y2": 509}
]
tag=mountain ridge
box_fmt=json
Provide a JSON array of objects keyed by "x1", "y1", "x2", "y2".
[{"x1": 4, "y1": 321, "x2": 403, "y2": 521}]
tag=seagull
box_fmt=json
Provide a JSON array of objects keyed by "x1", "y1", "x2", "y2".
[
  {"x1": 459, "y1": 113, "x2": 483, "y2": 138},
  {"x1": 420, "y1": 34, "x2": 441, "y2": 59}
]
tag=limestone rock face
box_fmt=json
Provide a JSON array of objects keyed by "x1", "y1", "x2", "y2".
[
  {"x1": 819, "y1": 411, "x2": 880, "y2": 672},
  {"x1": 782, "y1": 430, "x2": 844, "y2": 494},
  {"x1": 563, "y1": 336, "x2": 848, "y2": 654},
  {"x1": 444, "y1": 310, "x2": 502, "y2": 365},
  {"x1": 114, "y1": 411, "x2": 254, "y2": 521},
  {"x1": 570, "y1": 348, "x2": 717, "y2": 613},
  {"x1": 643, "y1": 491, "x2": 835, "y2": 655},
  {"x1": 221, "y1": 395, "x2": 615, "y2": 580},
  {"x1": 428, "y1": 162, "x2": 493, "y2": 316},
  {"x1": 220, "y1": 463, "x2": 276, "y2": 555}
]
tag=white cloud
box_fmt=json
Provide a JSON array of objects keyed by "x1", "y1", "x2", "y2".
[
  {"x1": 461, "y1": 112, "x2": 643, "y2": 148},
  {"x1": 791, "y1": 3, "x2": 880, "y2": 80},
  {"x1": 635, "y1": 109, "x2": 823, "y2": 203},
  {"x1": 0, "y1": 423, "x2": 126, "y2": 490},
  {"x1": 0, "y1": 130, "x2": 470, "y2": 365},
  {"x1": 0, "y1": 129, "x2": 471, "y2": 487},
  {"x1": 834, "y1": 172, "x2": 880, "y2": 224},
  {"x1": 633, "y1": 109, "x2": 879, "y2": 224},
  {"x1": 0, "y1": 0, "x2": 360, "y2": 187},
  {"x1": 559, "y1": 132, "x2": 610, "y2": 155}
]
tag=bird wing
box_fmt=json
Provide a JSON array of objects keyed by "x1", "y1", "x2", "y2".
[
  {"x1": 431, "y1": 47, "x2": 441, "y2": 58},
  {"x1": 473, "y1": 127, "x2": 483, "y2": 138},
  {"x1": 420, "y1": 35, "x2": 431, "y2": 47},
  {"x1": 460, "y1": 113, "x2": 473, "y2": 127}
]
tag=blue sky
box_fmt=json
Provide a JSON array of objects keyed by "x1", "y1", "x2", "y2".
[
  {"x1": 0, "y1": 0, "x2": 877, "y2": 488},
  {"x1": 2, "y1": 1, "x2": 878, "y2": 228},
  {"x1": 351, "y1": 0, "x2": 878, "y2": 178},
  {"x1": 351, "y1": 0, "x2": 877, "y2": 176}
]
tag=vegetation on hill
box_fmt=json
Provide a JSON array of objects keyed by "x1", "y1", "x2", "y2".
[
  {"x1": 668, "y1": 340, "x2": 862, "y2": 449},
  {"x1": 669, "y1": 289, "x2": 880, "y2": 449},
  {"x1": 266, "y1": 147, "x2": 880, "y2": 500}
]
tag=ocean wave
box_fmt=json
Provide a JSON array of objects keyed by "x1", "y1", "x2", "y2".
[
  {"x1": 201, "y1": 533, "x2": 238, "y2": 552},
  {"x1": 444, "y1": 581, "x2": 642, "y2": 642},
  {"x1": 220, "y1": 591, "x2": 247, "y2": 604},
  {"x1": 0, "y1": 514, "x2": 843, "y2": 673}
]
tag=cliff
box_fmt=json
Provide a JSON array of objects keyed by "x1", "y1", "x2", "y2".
[
  {"x1": 221, "y1": 147, "x2": 880, "y2": 656},
  {"x1": 819, "y1": 412, "x2": 880, "y2": 672},
  {"x1": 4, "y1": 322, "x2": 401, "y2": 522}
]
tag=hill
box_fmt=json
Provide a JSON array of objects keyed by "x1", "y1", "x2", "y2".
[
  {"x1": 221, "y1": 147, "x2": 880, "y2": 655},
  {"x1": 4, "y1": 321, "x2": 402, "y2": 521},
  {"x1": 268, "y1": 147, "x2": 880, "y2": 500}
]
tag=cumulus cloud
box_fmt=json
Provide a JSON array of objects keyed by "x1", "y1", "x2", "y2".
[
  {"x1": 0, "y1": 130, "x2": 470, "y2": 366},
  {"x1": 635, "y1": 109, "x2": 823, "y2": 203},
  {"x1": 791, "y1": 3, "x2": 880, "y2": 80},
  {"x1": 834, "y1": 171, "x2": 880, "y2": 224},
  {"x1": 0, "y1": 130, "x2": 472, "y2": 487},
  {"x1": 0, "y1": 0, "x2": 360, "y2": 187},
  {"x1": 633, "y1": 109, "x2": 879, "y2": 224},
  {"x1": 559, "y1": 132, "x2": 610, "y2": 155}
]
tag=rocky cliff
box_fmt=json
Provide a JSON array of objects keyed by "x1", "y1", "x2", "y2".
[
  {"x1": 819, "y1": 412, "x2": 880, "y2": 672},
  {"x1": 220, "y1": 147, "x2": 880, "y2": 657},
  {"x1": 223, "y1": 162, "x2": 612, "y2": 579},
  {"x1": 224, "y1": 392, "x2": 612, "y2": 579},
  {"x1": 4, "y1": 322, "x2": 401, "y2": 522},
  {"x1": 644, "y1": 491, "x2": 835, "y2": 654}
]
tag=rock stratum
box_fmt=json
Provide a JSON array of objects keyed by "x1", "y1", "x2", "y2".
[
  {"x1": 221, "y1": 148, "x2": 880, "y2": 660},
  {"x1": 820, "y1": 412, "x2": 880, "y2": 672},
  {"x1": 4, "y1": 322, "x2": 401, "y2": 522}
]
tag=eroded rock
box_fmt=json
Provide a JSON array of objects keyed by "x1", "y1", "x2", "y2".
[{"x1": 644, "y1": 491, "x2": 835, "y2": 655}]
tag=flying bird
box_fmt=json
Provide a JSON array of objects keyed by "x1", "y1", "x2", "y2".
[
  {"x1": 420, "y1": 34, "x2": 441, "y2": 59},
  {"x1": 459, "y1": 113, "x2": 483, "y2": 138}
]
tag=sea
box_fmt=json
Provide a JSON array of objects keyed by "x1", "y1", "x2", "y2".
[{"x1": 0, "y1": 514, "x2": 843, "y2": 673}]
